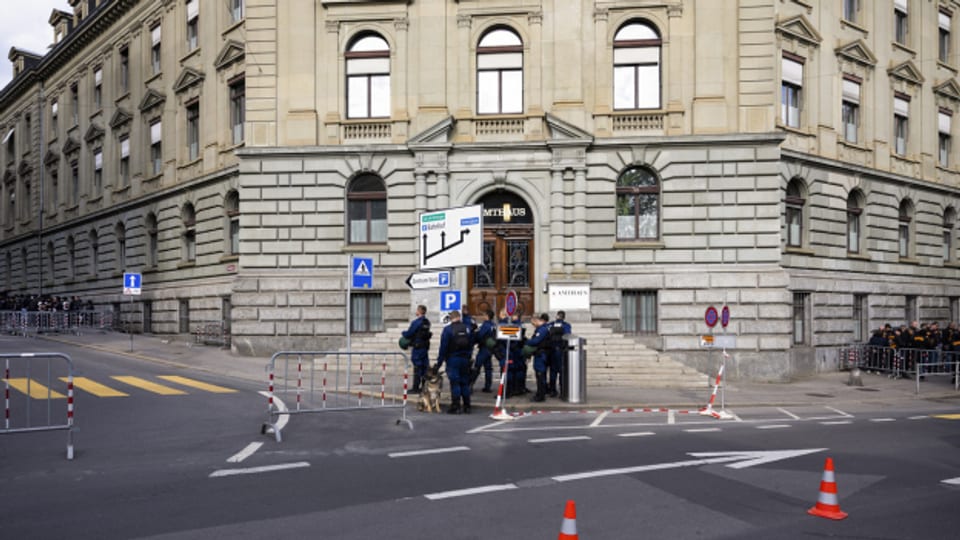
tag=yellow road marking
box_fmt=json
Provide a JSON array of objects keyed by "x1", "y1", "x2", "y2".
[
  {"x1": 158, "y1": 375, "x2": 236, "y2": 394},
  {"x1": 61, "y1": 377, "x2": 129, "y2": 397},
  {"x1": 111, "y1": 376, "x2": 187, "y2": 395},
  {"x1": 6, "y1": 378, "x2": 66, "y2": 399},
  {"x1": 932, "y1": 413, "x2": 960, "y2": 420}
]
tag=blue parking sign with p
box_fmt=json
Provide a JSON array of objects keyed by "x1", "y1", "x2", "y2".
[{"x1": 440, "y1": 291, "x2": 461, "y2": 311}]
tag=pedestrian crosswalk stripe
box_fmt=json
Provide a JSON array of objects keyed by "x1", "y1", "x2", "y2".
[
  {"x1": 6, "y1": 378, "x2": 66, "y2": 399},
  {"x1": 111, "y1": 376, "x2": 187, "y2": 395},
  {"x1": 932, "y1": 413, "x2": 960, "y2": 420},
  {"x1": 158, "y1": 375, "x2": 236, "y2": 394},
  {"x1": 61, "y1": 377, "x2": 129, "y2": 397}
]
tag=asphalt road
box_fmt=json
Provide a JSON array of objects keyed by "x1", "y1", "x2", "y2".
[{"x1": 2, "y1": 336, "x2": 960, "y2": 539}]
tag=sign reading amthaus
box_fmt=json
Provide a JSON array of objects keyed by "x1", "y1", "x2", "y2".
[{"x1": 549, "y1": 284, "x2": 590, "y2": 311}]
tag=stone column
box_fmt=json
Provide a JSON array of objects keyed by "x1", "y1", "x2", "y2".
[
  {"x1": 550, "y1": 168, "x2": 564, "y2": 274},
  {"x1": 573, "y1": 167, "x2": 587, "y2": 274},
  {"x1": 437, "y1": 171, "x2": 449, "y2": 209},
  {"x1": 414, "y1": 172, "x2": 427, "y2": 215}
]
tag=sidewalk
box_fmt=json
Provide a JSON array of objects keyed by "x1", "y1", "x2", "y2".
[{"x1": 29, "y1": 330, "x2": 960, "y2": 411}]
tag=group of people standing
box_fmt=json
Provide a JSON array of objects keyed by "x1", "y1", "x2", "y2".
[{"x1": 401, "y1": 305, "x2": 571, "y2": 414}]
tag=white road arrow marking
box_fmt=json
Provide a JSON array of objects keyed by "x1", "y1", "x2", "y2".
[{"x1": 552, "y1": 448, "x2": 826, "y2": 482}]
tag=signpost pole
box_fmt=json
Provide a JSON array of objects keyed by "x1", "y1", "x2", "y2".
[
  {"x1": 129, "y1": 294, "x2": 133, "y2": 352},
  {"x1": 346, "y1": 256, "x2": 352, "y2": 353}
]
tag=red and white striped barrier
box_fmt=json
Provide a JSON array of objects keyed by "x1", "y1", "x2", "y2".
[
  {"x1": 1, "y1": 352, "x2": 76, "y2": 460},
  {"x1": 700, "y1": 356, "x2": 734, "y2": 420},
  {"x1": 490, "y1": 364, "x2": 513, "y2": 421}
]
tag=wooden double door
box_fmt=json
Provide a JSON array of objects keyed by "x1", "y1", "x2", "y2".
[{"x1": 467, "y1": 225, "x2": 535, "y2": 320}]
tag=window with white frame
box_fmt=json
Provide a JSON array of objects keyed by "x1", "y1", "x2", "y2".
[
  {"x1": 613, "y1": 21, "x2": 661, "y2": 110},
  {"x1": 92, "y1": 149, "x2": 102, "y2": 194},
  {"x1": 186, "y1": 100, "x2": 199, "y2": 161},
  {"x1": 229, "y1": 77, "x2": 245, "y2": 144},
  {"x1": 346, "y1": 34, "x2": 390, "y2": 119},
  {"x1": 781, "y1": 55, "x2": 803, "y2": 128},
  {"x1": 477, "y1": 27, "x2": 523, "y2": 115},
  {"x1": 894, "y1": 0, "x2": 909, "y2": 45},
  {"x1": 842, "y1": 77, "x2": 860, "y2": 143},
  {"x1": 616, "y1": 166, "x2": 660, "y2": 241},
  {"x1": 939, "y1": 109, "x2": 952, "y2": 167},
  {"x1": 150, "y1": 24, "x2": 162, "y2": 74},
  {"x1": 149, "y1": 119, "x2": 162, "y2": 175},
  {"x1": 93, "y1": 66, "x2": 102, "y2": 109},
  {"x1": 847, "y1": 190, "x2": 863, "y2": 254},
  {"x1": 899, "y1": 199, "x2": 913, "y2": 258},
  {"x1": 119, "y1": 135, "x2": 130, "y2": 187},
  {"x1": 621, "y1": 290, "x2": 658, "y2": 334},
  {"x1": 940, "y1": 10, "x2": 951, "y2": 63},
  {"x1": 230, "y1": 0, "x2": 244, "y2": 23},
  {"x1": 894, "y1": 95, "x2": 909, "y2": 156},
  {"x1": 785, "y1": 177, "x2": 806, "y2": 248},
  {"x1": 186, "y1": 0, "x2": 199, "y2": 51}
]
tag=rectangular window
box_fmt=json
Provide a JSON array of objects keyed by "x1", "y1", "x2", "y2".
[
  {"x1": 899, "y1": 220, "x2": 910, "y2": 257},
  {"x1": 229, "y1": 78, "x2": 245, "y2": 145},
  {"x1": 231, "y1": 0, "x2": 244, "y2": 23},
  {"x1": 186, "y1": 101, "x2": 200, "y2": 161},
  {"x1": 941, "y1": 11, "x2": 952, "y2": 63},
  {"x1": 894, "y1": 96, "x2": 909, "y2": 156},
  {"x1": 49, "y1": 168, "x2": 58, "y2": 210},
  {"x1": 186, "y1": 0, "x2": 199, "y2": 51},
  {"x1": 940, "y1": 110, "x2": 952, "y2": 167},
  {"x1": 70, "y1": 83, "x2": 79, "y2": 125},
  {"x1": 119, "y1": 47, "x2": 129, "y2": 93},
  {"x1": 151, "y1": 24, "x2": 162, "y2": 75},
  {"x1": 843, "y1": 0, "x2": 858, "y2": 23},
  {"x1": 952, "y1": 297, "x2": 959, "y2": 323},
  {"x1": 119, "y1": 136, "x2": 130, "y2": 187},
  {"x1": 847, "y1": 207, "x2": 860, "y2": 253},
  {"x1": 184, "y1": 229, "x2": 196, "y2": 262},
  {"x1": 51, "y1": 100, "x2": 58, "y2": 134},
  {"x1": 842, "y1": 78, "x2": 860, "y2": 143},
  {"x1": 853, "y1": 294, "x2": 867, "y2": 343},
  {"x1": 621, "y1": 290, "x2": 658, "y2": 335},
  {"x1": 894, "y1": 0, "x2": 909, "y2": 45},
  {"x1": 905, "y1": 295, "x2": 917, "y2": 324},
  {"x1": 93, "y1": 67, "x2": 102, "y2": 109},
  {"x1": 781, "y1": 56, "x2": 803, "y2": 128},
  {"x1": 93, "y1": 149, "x2": 102, "y2": 194},
  {"x1": 3, "y1": 128, "x2": 13, "y2": 165},
  {"x1": 350, "y1": 293, "x2": 384, "y2": 333},
  {"x1": 786, "y1": 204, "x2": 802, "y2": 247},
  {"x1": 944, "y1": 229, "x2": 952, "y2": 262},
  {"x1": 70, "y1": 161, "x2": 79, "y2": 204},
  {"x1": 150, "y1": 119, "x2": 162, "y2": 175},
  {"x1": 793, "y1": 292, "x2": 810, "y2": 345}
]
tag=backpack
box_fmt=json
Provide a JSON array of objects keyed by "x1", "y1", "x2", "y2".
[
  {"x1": 450, "y1": 321, "x2": 471, "y2": 351},
  {"x1": 549, "y1": 321, "x2": 566, "y2": 346}
]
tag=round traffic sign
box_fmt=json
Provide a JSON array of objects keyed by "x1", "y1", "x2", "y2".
[
  {"x1": 721, "y1": 305, "x2": 730, "y2": 328},
  {"x1": 505, "y1": 290, "x2": 518, "y2": 317},
  {"x1": 704, "y1": 306, "x2": 719, "y2": 328}
]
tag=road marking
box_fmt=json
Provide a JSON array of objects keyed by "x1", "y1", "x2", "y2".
[
  {"x1": 756, "y1": 424, "x2": 791, "y2": 430},
  {"x1": 942, "y1": 477, "x2": 960, "y2": 486},
  {"x1": 932, "y1": 413, "x2": 960, "y2": 420},
  {"x1": 589, "y1": 411, "x2": 610, "y2": 427},
  {"x1": 907, "y1": 415, "x2": 928, "y2": 420},
  {"x1": 820, "y1": 420, "x2": 853, "y2": 425},
  {"x1": 389, "y1": 446, "x2": 470, "y2": 458},
  {"x1": 6, "y1": 378, "x2": 66, "y2": 399},
  {"x1": 825, "y1": 406, "x2": 854, "y2": 418},
  {"x1": 158, "y1": 375, "x2": 237, "y2": 393},
  {"x1": 425, "y1": 483, "x2": 517, "y2": 500},
  {"x1": 777, "y1": 407, "x2": 800, "y2": 420},
  {"x1": 528, "y1": 436, "x2": 591, "y2": 444},
  {"x1": 684, "y1": 428, "x2": 721, "y2": 433},
  {"x1": 61, "y1": 377, "x2": 128, "y2": 397},
  {"x1": 227, "y1": 442, "x2": 264, "y2": 463},
  {"x1": 618, "y1": 432, "x2": 655, "y2": 438},
  {"x1": 112, "y1": 376, "x2": 187, "y2": 395},
  {"x1": 667, "y1": 409, "x2": 676, "y2": 424},
  {"x1": 869, "y1": 418, "x2": 896, "y2": 423},
  {"x1": 209, "y1": 461, "x2": 310, "y2": 478}
]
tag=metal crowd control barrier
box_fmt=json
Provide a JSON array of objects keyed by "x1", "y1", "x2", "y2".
[
  {"x1": 261, "y1": 351, "x2": 413, "y2": 442},
  {"x1": 839, "y1": 344, "x2": 960, "y2": 394},
  {"x1": 0, "y1": 352, "x2": 76, "y2": 459},
  {"x1": 194, "y1": 320, "x2": 231, "y2": 349},
  {"x1": 0, "y1": 310, "x2": 115, "y2": 336}
]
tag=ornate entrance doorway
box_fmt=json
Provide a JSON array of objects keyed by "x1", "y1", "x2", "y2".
[{"x1": 467, "y1": 192, "x2": 535, "y2": 319}]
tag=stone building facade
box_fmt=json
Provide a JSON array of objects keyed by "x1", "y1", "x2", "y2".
[{"x1": 4, "y1": 0, "x2": 960, "y2": 381}]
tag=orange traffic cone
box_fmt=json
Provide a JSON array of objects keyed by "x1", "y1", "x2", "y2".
[
  {"x1": 558, "y1": 499, "x2": 578, "y2": 539},
  {"x1": 808, "y1": 457, "x2": 848, "y2": 520}
]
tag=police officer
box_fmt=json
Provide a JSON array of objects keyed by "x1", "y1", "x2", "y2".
[
  {"x1": 401, "y1": 305, "x2": 432, "y2": 394},
  {"x1": 435, "y1": 310, "x2": 474, "y2": 414},
  {"x1": 547, "y1": 310, "x2": 572, "y2": 398},
  {"x1": 499, "y1": 309, "x2": 527, "y2": 396},
  {"x1": 523, "y1": 313, "x2": 552, "y2": 402},
  {"x1": 472, "y1": 309, "x2": 497, "y2": 393}
]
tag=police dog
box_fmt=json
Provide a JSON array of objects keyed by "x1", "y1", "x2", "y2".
[{"x1": 417, "y1": 367, "x2": 443, "y2": 413}]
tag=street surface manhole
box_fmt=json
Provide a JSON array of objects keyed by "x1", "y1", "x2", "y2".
[
  {"x1": 856, "y1": 387, "x2": 880, "y2": 392},
  {"x1": 805, "y1": 393, "x2": 834, "y2": 398}
]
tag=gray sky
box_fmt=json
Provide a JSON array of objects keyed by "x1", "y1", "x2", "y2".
[{"x1": 0, "y1": 1, "x2": 69, "y2": 90}]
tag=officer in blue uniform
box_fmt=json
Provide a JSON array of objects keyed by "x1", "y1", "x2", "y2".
[
  {"x1": 547, "y1": 310, "x2": 572, "y2": 398},
  {"x1": 523, "y1": 313, "x2": 552, "y2": 402},
  {"x1": 472, "y1": 309, "x2": 496, "y2": 392},
  {"x1": 435, "y1": 310, "x2": 474, "y2": 414},
  {"x1": 499, "y1": 309, "x2": 527, "y2": 397},
  {"x1": 401, "y1": 305, "x2": 431, "y2": 394}
]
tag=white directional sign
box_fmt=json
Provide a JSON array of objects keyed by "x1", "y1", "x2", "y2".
[
  {"x1": 405, "y1": 270, "x2": 451, "y2": 290},
  {"x1": 419, "y1": 205, "x2": 483, "y2": 270},
  {"x1": 123, "y1": 273, "x2": 142, "y2": 295}
]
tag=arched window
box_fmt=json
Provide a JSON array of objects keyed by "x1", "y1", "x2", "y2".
[
  {"x1": 346, "y1": 33, "x2": 391, "y2": 119},
  {"x1": 89, "y1": 229, "x2": 99, "y2": 277},
  {"x1": 347, "y1": 174, "x2": 387, "y2": 244},
  {"x1": 115, "y1": 222, "x2": 127, "y2": 271},
  {"x1": 616, "y1": 166, "x2": 660, "y2": 241},
  {"x1": 944, "y1": 207, "x2": 956, "y2": 263},
  {"x1": 613, "y1": 21, "x2": 661, "y2": 110},
  {"x1": 477, "y1": 27, "x2": 523, "y2": 114},
  {"x1": 182, "y1": 203, "x2": 196, "y2": 262},
  {"x1": 46, "y1": 241, "x2": 55, "y2": 281},
  {"x1": 224, "y1": 190, "x2": 240, "y2": 256},
  {"x1": 899, "y1": 199, "x2": 913, "y2": 258},
  {"x1": 785, "y1": 178, "x2": 806, "y2": 248},
  {"x1": 846, "y1": 190, "x2": 864, "y2": 254},
  {"x1": 144, "y1": 213, "x2": 158, "y2": 268},
  {"x1": 66, "y1": 236, "x2": 75, "y2": 279}
]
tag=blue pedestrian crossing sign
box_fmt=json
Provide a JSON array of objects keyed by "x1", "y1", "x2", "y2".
[
  {"x1": 123, "y1": 273, "x2": 142, "y2": 296},
  {"x1": 351, "y1": 257, "x2": 374, "y2": 289},
  {"x1": 440, "y1": 290, "x2": 461, "y2": 311}
]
